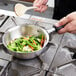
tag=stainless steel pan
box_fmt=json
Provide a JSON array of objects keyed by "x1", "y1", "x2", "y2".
[{"x1": 0, "y1": 24, "x2": 65, "y2": 59}]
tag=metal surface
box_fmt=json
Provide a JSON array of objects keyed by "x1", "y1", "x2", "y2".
[
  {"x1": 1, "y1": 19, "x2": 66, "y2": 59},
  {"x1": 0, "y1": 59, "x2": 9, "y2": 76},
  {"x1": 1, "y1": 25, "x2": 49, "y2": 59},
  {"x1": 0, "y1": 10, "x2": 76, "y2": 76},
  {"x1": 0, "y1": 15, "x2": 8, "y2": 27}
]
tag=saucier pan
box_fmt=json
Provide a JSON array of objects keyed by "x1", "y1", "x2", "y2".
[{"x1": 0, "y1": 24, "x2": 65, "y2": 59}]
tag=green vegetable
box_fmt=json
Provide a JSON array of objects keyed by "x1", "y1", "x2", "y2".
[{"x1": 7, "y1": 34, "x2": 45, "y2": 53}]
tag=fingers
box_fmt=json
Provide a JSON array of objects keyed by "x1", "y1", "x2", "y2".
[
  {"x1": 33, "y1": 5, "x2": 47, "y2": 12},
  {"x1": 71, "y1": 31, "x2": 76, "y2": 33},
  {"x1": 33, "y1": 0, "x2": 39, "y2": 6},
  {"x1": 40, "y1": 5, "x2": 48, "y2": 12},
  {"x1": 33, "y1": 0, "x2": 48, "y2": 12},
  {"x1": 55, "y1": 12, "x2": 76, "y2": 34},
  {"x1": 33, "y1": 0, "x2": 44, "y2": 7},
  {"x1": 58, "y1": 20, "x2": 76, "y2": 34},
  {"x1": 33, "y1": 0, "x2": 48, "y2": 6},
  {"x1": 33, "y1": 5, "x2": 42, "y2": 12},
  {"x1": 55, "y1": 14, "x2": 75, "y2": 34},
  {"x1": 55, "y1": 15, "x2": 73, "y2": 27},
  {"x1": 42, "y1": 0, "x2": 48, "y2": 5},
  {"x1": 57, "y1": 27, "x2": 67, "y2": 34}
]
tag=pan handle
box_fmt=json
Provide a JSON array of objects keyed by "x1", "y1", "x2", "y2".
[
  {"x1": 47, "y1": 23, "x2": 67, "y2": 33},
  {"x1": 0, "y1": 32, "x2": 4, "y2": 45},
  {"x1": 54, "y1": 23, "x2": 69, "y2": 32},
  {"x1": 53, "y1": 24, "x2": 66, "y2": 32}
]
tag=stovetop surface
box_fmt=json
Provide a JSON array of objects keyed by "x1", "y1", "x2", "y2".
[{"x1": 0, "y1": 15, "x2": 76, "y2": 76}]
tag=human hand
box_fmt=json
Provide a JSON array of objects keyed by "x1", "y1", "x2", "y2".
[
  {"x1": 55, "y1": 12, "x2": 76, "y2": 34},
  {"x1": 33, "y1": 0, "x2": 48, "y2": 12}
]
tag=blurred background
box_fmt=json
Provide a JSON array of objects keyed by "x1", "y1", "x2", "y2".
[{"x1": 0, "y1": 0, "x2": 54, "y2": 19}]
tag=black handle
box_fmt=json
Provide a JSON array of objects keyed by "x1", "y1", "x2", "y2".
[{"x1": 53, "y1": 24, "x2": 66, "y2": 32}]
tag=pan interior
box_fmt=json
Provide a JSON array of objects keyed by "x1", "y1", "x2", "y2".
[{"x1": 3, "y1": 25, "x2": 49, "y2": 49}]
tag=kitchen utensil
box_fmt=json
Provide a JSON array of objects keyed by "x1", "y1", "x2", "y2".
[
  {"x1": 0, "y1": 24, "x2": 65, "y2": 59},
  {"x1": 14, "y1": 3, "x2": 37, "y2": 16}
]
